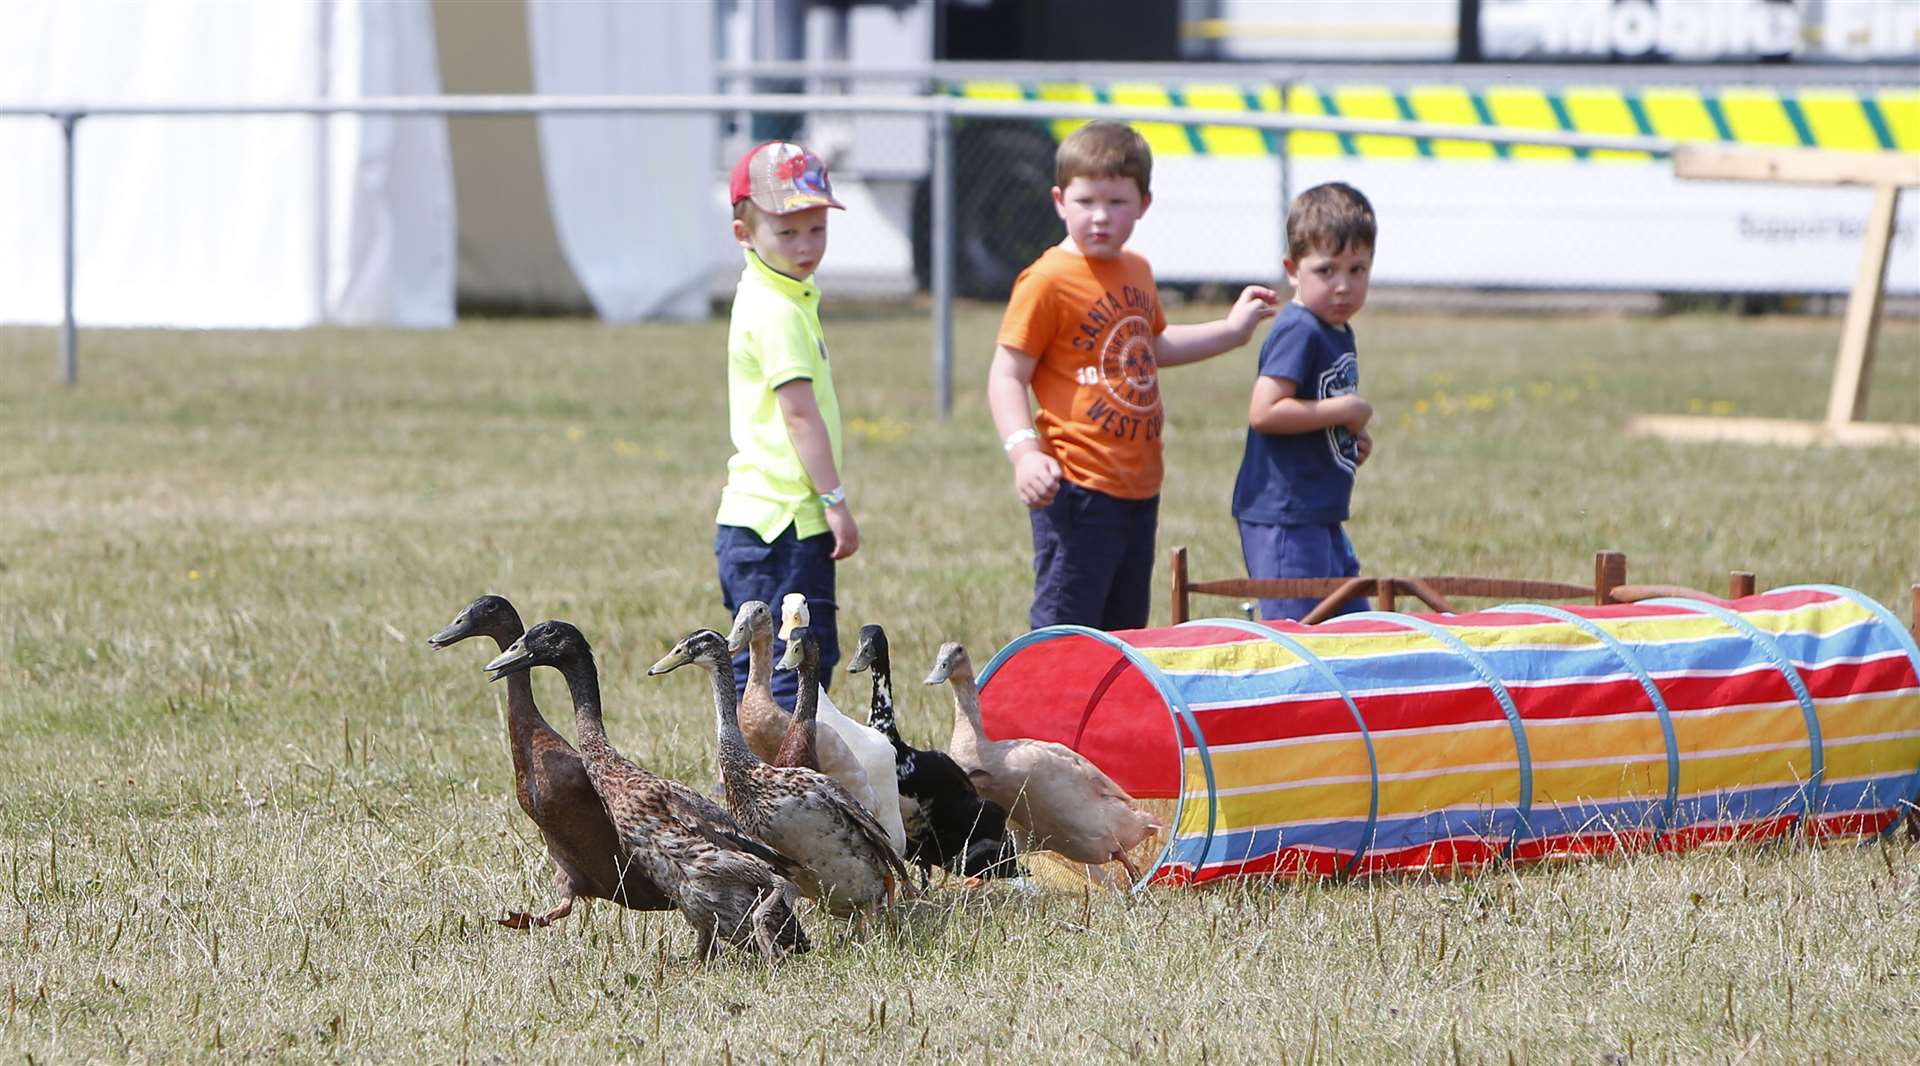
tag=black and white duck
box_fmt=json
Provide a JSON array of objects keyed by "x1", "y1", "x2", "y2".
[
  {"x1": 428, "y1": 595, "x2": 670, "y2": 925},
  {"x1": 846, "y1": 624, "x2": 1019, "y2": 887},
  {"x1": 649, "y1": 628, "x2": 914, "y2": 919},
  {"x1": 484, "y1": 620, "x2": 808, "y2": 960}
]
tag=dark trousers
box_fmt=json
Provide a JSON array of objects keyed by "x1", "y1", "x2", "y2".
[
  {"x1": 1237, "y1": 519, "x2": 1368, "y2": 622},
  {"x1": 715, "y1": 523, "x2": 837, "y2": 711},
  {"x1": 1027, "y1": 481, "x2": 1159, "y2": 631}
]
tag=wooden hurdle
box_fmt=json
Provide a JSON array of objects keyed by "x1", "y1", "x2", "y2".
[
  {"x1": 1630, "y1": 146, "x2": 1920, "y2": 449},
  {"x1": 1173, "y1": 546, "x2": 1792, "y2": 624}
]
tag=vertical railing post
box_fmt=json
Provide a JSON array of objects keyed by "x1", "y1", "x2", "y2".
[
  {"x1": 930, "y1": 100, "x2": 955, "y2": 419},
  {"x1": 58, "y1": 111, "x2": 79, "y2": 387}
]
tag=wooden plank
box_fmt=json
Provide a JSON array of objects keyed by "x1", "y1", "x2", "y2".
[
  {"x1": 1828, "y1": 183, "x2": 1902, "y2": 425},
  {"x1": 1673, "y1": 146, "x2": 1920, "y2": 187},
  {"x1": 1420, "y1": 577, "x2": 1596, "y2": 601},
  {"x1": 1628, "y1": 414, "x2": 1920, "y2": 448},
  {"x1": 1611, "y1": 583, "x2": 1733, "y2": 606},
  {"x1": 1187, "y1": 577, "x2": 1353, "y2": 600}
]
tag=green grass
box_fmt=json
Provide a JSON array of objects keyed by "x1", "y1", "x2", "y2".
[{"x1": 1, "y1": 303, "x2": 1916, "y2": 1063}]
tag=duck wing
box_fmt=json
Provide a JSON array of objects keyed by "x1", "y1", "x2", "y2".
[{"x1": 659, "y1": 780, "x2": 804, "y2": 881}]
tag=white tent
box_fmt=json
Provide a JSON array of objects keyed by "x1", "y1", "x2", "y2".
[{"x1": 0, "y1": 0, "x2": 718, "y2": 329}]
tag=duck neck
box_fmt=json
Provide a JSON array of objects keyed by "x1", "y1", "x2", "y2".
[
  {"x1": 745, "y1": 628, "x2": 774, "y2": 693},
  {"x1": 707, "y1": 654, "x2": 761, "y2": 793},
  {"x1": 788, "y1": 644, "x2": 820, "y2": 762},
  {"x1": 946, "y1": 668, "x2": 987, "y2": 757},
  {"x1": 556, "y1": 652, "x2": 613, "y2": 766},
  {"x1": 487, "y1": 622, "x2": 548, "y2": 743},
  {"x1": 866, "y1": 655, "x2": 905, "y2": 747}
]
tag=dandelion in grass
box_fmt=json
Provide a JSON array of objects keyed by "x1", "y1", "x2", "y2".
[
  {"x1": 565, "y1": 426, "x2": 586, "y2": 443},
  {"x1": 187, "y1": 569, "x2": 200, "y2": 581},
  {"x1": 1710, "y1": 400, "x2": 1735, "y2": 415}
]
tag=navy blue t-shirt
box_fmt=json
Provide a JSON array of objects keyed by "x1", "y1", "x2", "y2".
[{"x1": 1230, "y1": 302, "x2": 1360, "y2": 525}]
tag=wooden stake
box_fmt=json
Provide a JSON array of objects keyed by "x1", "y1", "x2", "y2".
[{"x1": 1827, "y1": 183, "x2": 1900, "y2": 426}]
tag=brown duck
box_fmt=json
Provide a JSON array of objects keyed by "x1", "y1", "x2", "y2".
[
  {"x1": 486, "y1": 620, "x2": 809, "y2": 960},
  {"x1": 429, "y1": 595, "x2": 670, "y2": 925}
]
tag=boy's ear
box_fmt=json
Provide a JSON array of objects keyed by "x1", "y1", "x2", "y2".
[
  {"x1": 1049, "y1": 185, "x2": 1066, "y2": 219},
  {"x1": 1139, "y1": 190, "x2": 1152, "y2": 214},
  {"x1": 731, "y1": 217, "x2": 753, "y2": 249},
  {"x1": 1281, "y1": 257, "x2": 1299, "y2": 285}
]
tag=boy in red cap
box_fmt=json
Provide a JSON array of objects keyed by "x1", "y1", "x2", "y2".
[{"x1": 715, "y1": 141, "x2": 852, "y2": 708}]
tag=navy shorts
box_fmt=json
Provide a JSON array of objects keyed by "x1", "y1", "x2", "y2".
[
  {"x1": 1027, "y1": 481, "x2": 1159, "y2": 631},
  {"x1": 715, "y1": 523, "x2": 837, "y2": 711},
  {"x1": 1237, "y1": 520, "x2": 1368, "y2": 622}
]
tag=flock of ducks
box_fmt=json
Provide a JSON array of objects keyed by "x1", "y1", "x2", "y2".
[{"x1": 429, "y1": 592, "x2": 1163, "y2": 961}]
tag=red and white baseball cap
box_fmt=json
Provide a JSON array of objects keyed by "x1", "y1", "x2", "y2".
[{"x1": 729, "y1": 141, "x2": 846, "y2": 215}]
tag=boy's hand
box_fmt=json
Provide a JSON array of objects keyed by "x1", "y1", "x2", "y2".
[
  {"x1": 1339, "y1": 394, "x2": 1374, "y2": 430},
  {"x1": 1227, "y1": 285, "x2": 1280, "y2": 340},
  {"x1": 1352, "y1": 426, "x2": 1374, "y2": 466},
  {"x1": 1012, "y1": 450, "x2": 1062, "y2": 508},
  {"x1": 825, "y1": 502, "x2": 860, "y2": 560}
]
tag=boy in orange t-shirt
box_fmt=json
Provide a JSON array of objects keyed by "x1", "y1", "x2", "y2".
[{"x1": 987, "y1": 121, "x2": 1278, "y2": 631}]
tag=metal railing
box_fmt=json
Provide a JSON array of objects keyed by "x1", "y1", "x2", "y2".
[{"x1": 0, "y1": 92, "x2": 1680, "y2": 409}]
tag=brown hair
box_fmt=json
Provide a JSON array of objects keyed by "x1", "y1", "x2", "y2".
[
  {"x1": 732, "y1": 199, "x2": 761, "y2": 225},
  {"x1": 1055, "y1": 121, "x2": 1152, "y2": 197},
  {"x1": 1286, "y1": 182, "x2": 1376, "y2": 261}
]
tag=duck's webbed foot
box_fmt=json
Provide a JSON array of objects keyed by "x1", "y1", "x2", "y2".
[{"x1": 497, "y1": 896, "x2": 575, "y2": 929}]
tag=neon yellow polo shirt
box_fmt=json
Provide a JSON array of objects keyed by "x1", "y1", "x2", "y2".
[{"x1": 716, "y1": 249, "x2": 842, "y2": 542}]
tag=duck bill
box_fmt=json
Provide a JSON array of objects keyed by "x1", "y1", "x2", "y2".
[
  {"x1": 647, "y1": 647, "x2": 694, "y2": 676},
  {"x1": 775, "y1": 643, "x2": 802, "y2": 672},
  {"x1": 426, "y1": 619, "x2": 472, "y2": 649},
  {"x1": 483, "y1": 640, "x2": 532, "y2": 682},
  {"x1": 922, "y1": 666, "x2": 950, "y2": 686}
]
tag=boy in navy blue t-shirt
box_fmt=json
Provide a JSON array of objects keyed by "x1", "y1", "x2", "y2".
[{"x1": 1231, "y1": 182, "x2": 1377, "y2": 621}]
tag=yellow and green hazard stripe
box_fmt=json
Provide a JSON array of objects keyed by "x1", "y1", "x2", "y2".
[{"x1": 953, "y1": 80, "x2": 1920, "y2": 162}]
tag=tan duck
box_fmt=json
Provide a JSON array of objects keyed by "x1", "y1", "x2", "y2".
[
  {"x1": 485, "y1": 621, "x2": 808, "y2": 961},
  {"x1": 650, "y1": 629, "x2": 914, "y2": 919},
  {"x1": 428, "y1": 595, "x2": 670, "y2": 925},
  {"x1": 927, "y1": 641, "x2": 1163, "y2": 883},
  {"x1": 727, "y1": 600, "x2": 906, "y2": 853}
]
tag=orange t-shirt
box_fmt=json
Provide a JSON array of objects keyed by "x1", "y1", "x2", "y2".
[{"x1": 997, "y1": 246, "x2": 1169, "y2": 500}]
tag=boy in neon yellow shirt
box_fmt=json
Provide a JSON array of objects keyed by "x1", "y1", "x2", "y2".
[{"x1": 715, "y1": 141, "x2": 855, "y2": 708}]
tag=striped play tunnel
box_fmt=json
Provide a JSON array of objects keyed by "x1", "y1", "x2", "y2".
[{"x1": 975, "y1": 586, "x2": 1920, "y2": 886}]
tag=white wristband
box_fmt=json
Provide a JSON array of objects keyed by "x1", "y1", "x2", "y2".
[
  {"x1": 1002, "y1": 428, "x2": 1039, "y2": 453},
  {"x1": 817, "y1": 485, "x2": 846, "y2": 508}
]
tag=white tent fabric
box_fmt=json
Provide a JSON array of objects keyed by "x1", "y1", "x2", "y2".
[
  {"x1": 0, "y1": 0, "x2": 453, "y2": 328},
  {"x1": 526, "y1": 0, "x2": 719, "y2": 321}
]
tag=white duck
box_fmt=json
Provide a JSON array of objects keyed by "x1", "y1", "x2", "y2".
[
  {"x1": 727, "y1": 599, "x2": 907, "y2": 855},
  {"x1": 776, "y1": 594, "x2": 909, "y2": 856},
  {"x1": 927, "y1": 641, "x2": 1163, "y2": 883}
]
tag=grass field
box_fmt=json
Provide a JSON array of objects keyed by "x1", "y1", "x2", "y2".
[{"x1": 1, "y1": 302, "x2": 1917, "y2": 1064}]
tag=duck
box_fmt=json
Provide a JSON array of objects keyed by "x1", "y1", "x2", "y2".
[
  {"x1": 776, "y1": 594, "x2": 908, "y2": 854},
  {"x1": 484, "y1": 620, "x2": 808, "y2": 961},
  {"x1": 727, "y1": 599, "x2": 907, "y2": 854},
  {"x1": 927, "y1": 641, "x2": 1163, "y2": 884},
  {"x1": 771, "y1": 626, "x2": 825, "y2": 770},
  {"x1": 846, "y1": 624, "x2": 1019, "y2": 886},
  {"x1": 427, "y1": 595, "x2": 671, "y2": 925},
  {"x1": 650, "y1": 628, "x2": 915, "y2": 919}
]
